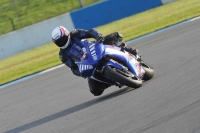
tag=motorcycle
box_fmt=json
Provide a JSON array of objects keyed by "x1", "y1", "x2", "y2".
[{"x1": 69, "y1": 39, "x2": 154, "y2": 93}]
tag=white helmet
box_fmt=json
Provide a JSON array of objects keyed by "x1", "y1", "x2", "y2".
[{"x1": 52, "y1": 26, "x2": 71, "y2": 49}]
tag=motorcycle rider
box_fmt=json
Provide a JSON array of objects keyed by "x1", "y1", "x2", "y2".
[{"x1": 51, "y1": 26, "x2": 139, "y2": 96}]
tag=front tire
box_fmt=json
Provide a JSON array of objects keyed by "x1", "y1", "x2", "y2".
[
  {"x1": 104, "y1": 66, "x2": 142, "y2": 88},
  {"x1": 140, "y1": 60, "x2": 154, "y2": 80}
]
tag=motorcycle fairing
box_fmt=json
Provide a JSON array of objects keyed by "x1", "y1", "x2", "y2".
[
  {"x1": 68, "y1": 43, "x2": 84, "y2": 61},
  {"x1": 102, "y1": 45, "x2": 145, "y2": 78},
  {"x1": 70, "y1": 40, "x2": 144, "y2": 79},
  {"x1": 70, "y1": 40, "x2": 97, "y2": 77}
]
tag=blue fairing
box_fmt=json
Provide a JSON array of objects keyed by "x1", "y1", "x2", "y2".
[
  {"x1": 69, "y1": 40, "x2": 98, "y2": 77},
  {"x1": 69, "y1": 40, "x2": 144, "y2": 79},
  {"x1": 103, "y1": 45, "x2": 144, "y2": 77}
]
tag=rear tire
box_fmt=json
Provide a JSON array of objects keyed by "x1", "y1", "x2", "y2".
[{"x1": 104, "y1": 66, "x2": 142, "y2": 88}]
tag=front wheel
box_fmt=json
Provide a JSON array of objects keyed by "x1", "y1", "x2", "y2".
[
  {"x1": 140, "y1": 60, "x2": 154, "y2": 81},
  {"x1": 104, "y1": 66, "x2": 142, "y2": 88}
]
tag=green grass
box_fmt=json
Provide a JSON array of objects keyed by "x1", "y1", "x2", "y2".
[
  {"x1": 0, "y1": 0, "x2": 102, "y2": 35},
  {"x1": 97, "y1": 0, "x2": 200, "y2": 41},
  {"x1": 0, "y1": 44, "x2": 60, "y2": 85},
  {"x1": 0, "y1": 0, "x2": 200, "y2": 86}
]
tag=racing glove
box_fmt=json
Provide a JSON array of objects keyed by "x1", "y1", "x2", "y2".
[{"x1": 96, "y1": 36, "x2": 105, "y2": 43}]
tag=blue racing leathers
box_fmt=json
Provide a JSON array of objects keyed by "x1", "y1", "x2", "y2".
[{"x1": 58, "y1": 28, "x2": 103, "y2": 76}]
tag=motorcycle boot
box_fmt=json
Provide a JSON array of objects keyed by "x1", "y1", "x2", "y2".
[{"x1": 119, "y1": 42, "x2": 141, "y2": 61}]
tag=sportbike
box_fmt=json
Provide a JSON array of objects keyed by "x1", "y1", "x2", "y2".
[{"x1": 69, "y1": 39, "x2": 154, "y2": 92}]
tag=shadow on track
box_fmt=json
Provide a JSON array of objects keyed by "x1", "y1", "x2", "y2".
[{"x1": 5, "y1": 87, "x2": 136, "y2": 133}]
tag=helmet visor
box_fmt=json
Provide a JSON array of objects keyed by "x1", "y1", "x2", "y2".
[{"x1": 55, "y1": 34, "x2": 69, "y2": 47}]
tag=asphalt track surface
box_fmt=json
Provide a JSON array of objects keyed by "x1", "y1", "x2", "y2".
[{"x1": 1, "y1": 18, "x2": 200, "y2": 133}]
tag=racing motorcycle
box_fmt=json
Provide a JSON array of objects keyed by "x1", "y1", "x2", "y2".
[{"x1": 69, "y1": 39, "x2": 154, "y2": 92}]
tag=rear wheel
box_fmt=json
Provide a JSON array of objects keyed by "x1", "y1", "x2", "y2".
[{"x1": 104, "y1": 66, "x2": 142, "y2": 88}]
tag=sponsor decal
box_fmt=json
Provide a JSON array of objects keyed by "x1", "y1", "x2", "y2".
[
  {"x1": 78, "y1": 64, "x2": 93, "y2": 72},
  {"x1": 89, "y1": 43, "x2": 97, "y2": 60},
  {"x1": 82, "y1": 47, "x2": 87, "y2": 53}
]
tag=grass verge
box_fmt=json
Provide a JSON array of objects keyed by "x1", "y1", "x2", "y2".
[
  {"x1": 0, "y1": 0, "x2": 102, "y2": 35},
  {"x1": 0, "y1": 0, "x2": 200, "y2": 86}
]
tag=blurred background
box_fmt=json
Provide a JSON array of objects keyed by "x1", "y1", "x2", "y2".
[
  {"x1": 0, "y1": 0, "x2": 102, "y2": 35},
  {"x1": 1, "y1": 0, "x2": 199, "y2": 86}
]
